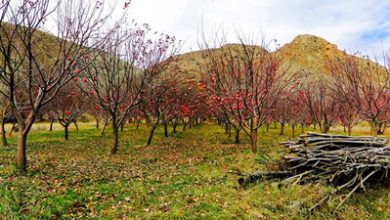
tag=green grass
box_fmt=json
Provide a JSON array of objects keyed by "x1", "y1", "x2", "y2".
[{"x1": 0, "y1": 122, "x2": 389, "y2": 219}]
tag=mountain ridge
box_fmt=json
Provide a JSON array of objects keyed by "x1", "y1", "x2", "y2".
[
  {"x1": 1, "y1": 23, "x2": 380, "y2": 82},
  {"x1": 169, "y1": 34, "x2": 379, "y2": 82}
]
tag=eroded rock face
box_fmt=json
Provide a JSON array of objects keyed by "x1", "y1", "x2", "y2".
[{"x1": 274, "y1": 34, "x2": 349, "y2": 77}]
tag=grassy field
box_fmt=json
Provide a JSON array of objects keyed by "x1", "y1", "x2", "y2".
[{"x1": 1, "y1": 122, "x2": 390, "y2": 219}]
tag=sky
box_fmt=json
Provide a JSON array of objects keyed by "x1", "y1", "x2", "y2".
[
  {"x1": 123, "y1": 0, "x2": 390, "y2": 56},
  {"x1": 6, "y1": 0, "x2": 389, "y2": 56}
]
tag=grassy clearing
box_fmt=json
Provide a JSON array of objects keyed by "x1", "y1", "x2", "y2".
[{"x1": 0, "y1": 122, "x2": 390, "y2": 219}]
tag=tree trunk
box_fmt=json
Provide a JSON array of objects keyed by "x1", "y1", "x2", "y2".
[
  {"x1": 292, "y1": 125, "x2": 295, "y2": 138},
  {"x1": 17, "y1": 130, "x2": 27, "y2": 172},
  {"x1": 111, "y1": 126, "x2": 119, "y2": 154},
  {"x1": 301, "y1": 123, "x2": 304, "y2": 133},
  {"x1": 172, "y1": 123, "x2": 177, "y2": 133},
  {"x1": 235, "y1": 127, "x2": 240, "y2": 144},
  {"x1": 369, "y1": 121, "x2": 381, "y2": 136},
  {"x1": 322, "y1": 124, "x2": 331, "y2": 134},
  {"x1": 348, "y1": 126, "x2": 352, "y2": 136},
  {"x1": 1, "y1": 119, "x2": 8, "y2": 146},
  {"x1": 73, "y1": 121, "x2": 79, "y2": 132},
  {"x1": 49, "y1": 118, "x2": 54, "y2": 132},
  {"x1": 266, "y1": 124, "x2": 270, "y2": 132},
  {"x1": 101, "y1": 122, "x2": 107, "y2": 135},
  {"x1": 120, "y1": 122, "x2": 125, "y2": 132},
  {"x1": 280, "y1": 123, "x2": 285, "y2": 135},
  {"x1": 37, "y1": 114, "x2": 44, "y2": 122},
  {"x1": 95, "y1": 118, "x2": 100, "y2": 129},
  {"x1": 182, "y1": 119, "x2": 188, "y2": 131},
  {"x1": 250, "y1": 129, "x2": 258, "y2": 153},
  {"x1": 136, "y1": 120, "x2": 140, "y2": 129},
  {"x1": 172, "y1": 118, "x2": 178, "y2": 133},
  {"x1": 64, "y1": 125, "x2": 69, "y2": 140},
  {"x1": 225, "y1": 123, "x2": 232, "y2": 137},
  {"x1": 164, "y1": 123, "x2": 168, "y2": 137},
  {"x1": 378, "y1": 123, "x2": 386, "y2": 135},
  {"x1": 318, "y1": 122, "x2": 323, "y2": 133},
  {"x1": 147, "y1": 126, "x2": 157, "y2": 145},
  {"x1": 9, "y1": 122, "x2": 16, "y2": 137},
  {"x1": 274, "y1": 122, "x2": 277, "y2": 129}
]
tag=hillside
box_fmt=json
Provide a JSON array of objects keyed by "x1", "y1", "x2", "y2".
[
  {"x1": 164, "y1": 43, "x2": 267, "y2": 82},
  {"x1": 170, "y1": 34, "x2": 380, "y2": 82},
  {"x1": 273, "y1": 34, "x2": 346, "y2": 77},
  {"x1": 0, "y1": 22, "x2": 66, "y2": 64},
  {"x1": 1, "y1": 22, "x2": 381, "y2": 83}
]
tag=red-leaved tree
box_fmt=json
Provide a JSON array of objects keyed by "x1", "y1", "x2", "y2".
[
  {"x1": 201, "y1": 33, "x2": 295, "y2": 153},
  {"x1": 300, "y1": 73, "x2": 338, "y2": 133},
  {"x1": 0, "y1": 0, "x2": 118, "y2": 171},
  {"x1": 80, "y1": 23, "x2": 179, "y2": 152},
  {"x1": 329, "y1": 56, "x2": 390, "y2": 135},
  {"x1": 48, "y1": 82, "x2": 86, "y2": 140}
]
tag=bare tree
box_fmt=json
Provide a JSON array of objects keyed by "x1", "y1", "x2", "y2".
[
  {"x1": 80, "y1": 23, "x2": 179, "y2": 153},
  {"x1": 0, "y1": 0, "x2": 116, "y2": 171},
  {"x1": 201, "y1": 32, "x2": 295, "y2": 153},
  {"x1": 301, "y1": 73, "x2": 338, "y2": 133},
  {"x1": 48, "y1": 82, "x2": 86, "y2": 140},
  {"x1": 0, "y1": 95, "x2": 10, "y2": 146},
  {"x1": 329, "y1": 56, "x2": 390, "y2": 135},
  {"x1": 142, "y1": 68, "x2": 181, "y2": 145},
  {"x1": 336, "y1": 103, "x2": 360, "y2": 136},
  {"x1": 275, "y1": 83, "x2": 306, "y2": 137}
]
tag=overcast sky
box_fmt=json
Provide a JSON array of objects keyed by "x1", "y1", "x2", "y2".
[{"x1": 123, "y1": 0, "x2": 390, "y2": 56}]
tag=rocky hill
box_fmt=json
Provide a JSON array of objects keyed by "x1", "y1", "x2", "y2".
[
  {"x1": 274, "y1": 34, "x2": 349, "y2": 76},
  {"x1": 169, "y1": 34, "x2": 379, "y2": 82},
  {"x1": 1, "y1": 22, "x2": 380, "y2": 83}
]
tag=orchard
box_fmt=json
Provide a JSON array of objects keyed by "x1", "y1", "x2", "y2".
[{"x1": 1, "y1": 0, "x2": 390, "y2": 218}]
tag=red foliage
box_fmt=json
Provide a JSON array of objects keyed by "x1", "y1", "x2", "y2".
[{"x1": 74, "y1": 68, "x2": 81, "y2": 75}]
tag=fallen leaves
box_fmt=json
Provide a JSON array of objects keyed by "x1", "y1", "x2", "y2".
[{"x1": 1, "y1": 123, "x2": 389, "y2": 219}]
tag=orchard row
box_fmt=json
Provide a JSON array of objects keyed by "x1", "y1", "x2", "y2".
[{"x1": 1, "y1": 0, "x2": 389, "y2": 172}]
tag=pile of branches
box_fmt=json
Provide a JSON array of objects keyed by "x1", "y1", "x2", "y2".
[{"x1": 237, "y1": 132, "x2": 390, "y2": 209}]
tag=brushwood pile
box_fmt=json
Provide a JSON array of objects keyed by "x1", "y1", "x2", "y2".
[{"x1": 238, "y1": 132, "x2": 390, "y2": 209}]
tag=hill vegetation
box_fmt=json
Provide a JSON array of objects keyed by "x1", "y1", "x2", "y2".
[{"x1": 169, "y1": 34, "x2": 382, "y2": 81}]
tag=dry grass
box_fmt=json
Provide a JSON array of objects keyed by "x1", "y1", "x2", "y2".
[{"x1": 0, "y1": 122, "x2": 389, "y2": 219}]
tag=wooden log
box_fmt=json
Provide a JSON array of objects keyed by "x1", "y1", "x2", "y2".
[
  {"x1": 237, "y1": 171, "x2": 291, "y2": 186},
  {"x1": 302, "y1": 132, "x2": 378, "y2": 139},
  {"x1": 241, "y1": 132, "x2": 390, "y2": 209}
]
